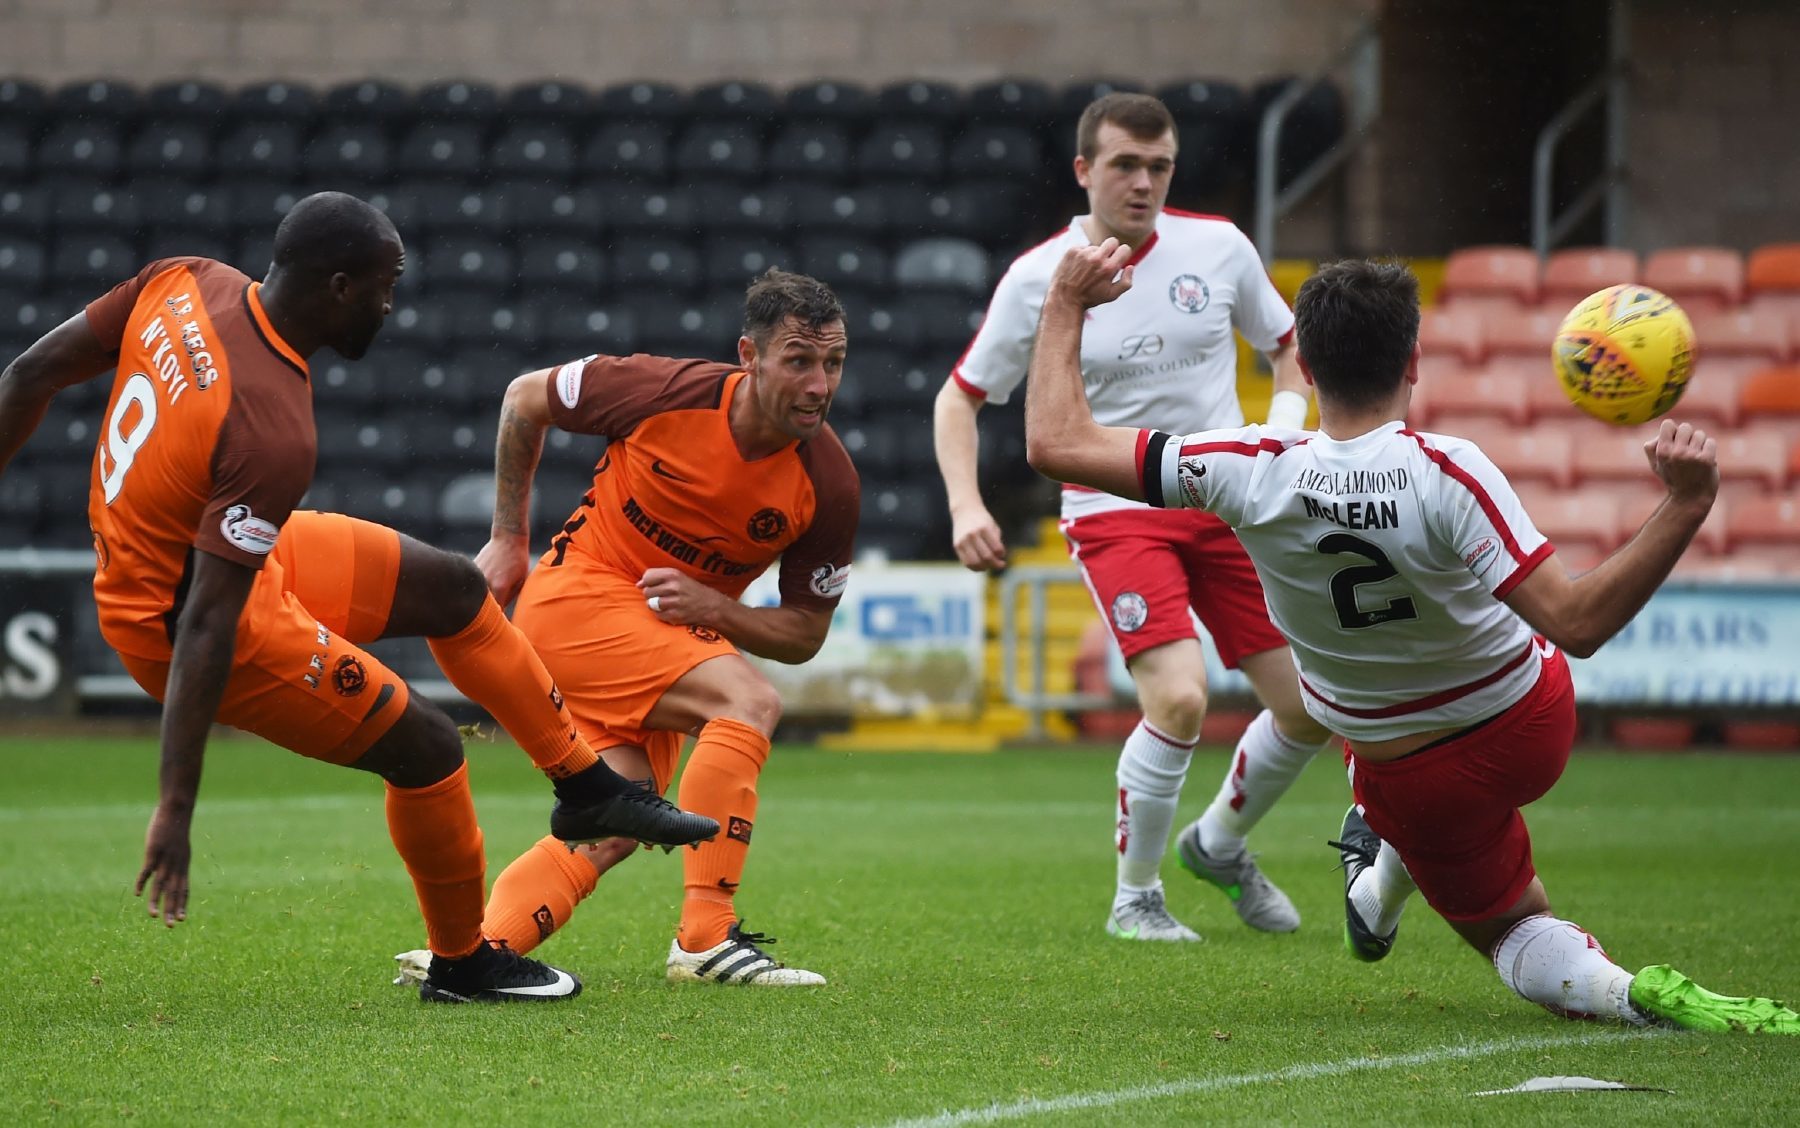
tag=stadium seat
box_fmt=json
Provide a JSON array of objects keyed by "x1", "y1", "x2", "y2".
[
  {"x1": 1642, "y1": 247, "x2": 1745, "y2": 315},
  {"x1": 783, "y1": 80, "x2": 874, "y2": 124},
  {"x1": 49, "y1": 234, "x2": 137, "y2": 292},
  {"x1": 420, "y1": 236, "x2": 515, "y2": 294},
  {"x1": 857, "y1": 122, "x2": 947, "y2": 182},
  {"x1": 1668, "y1": 367, "x2": 1741, "y2": 429},
  {"x1": 1515, "y1": 486, "x2": 1620, "y2": 560},
  {"x1": 1474, "y1": 426, "x2": 1577, "y2": 490},
  {"x1": 691, "y1": 184, "x2": 789, "y2": 234},
  {"x1": 234, "y1": 233, "x2": 275, "y2": 278},
  {"x1": 53, "y1": 79, "x2": 140, "y2": 123},
  {"x1": 610, "y1": 237, "x2": 703, "y2": 295},
  {"x1": 36, "y1": 121, "x2": 124, "y2": 180},
  {"x1": 703, "y1": 235, "x2": 793, "y2": 290},
  {"x1": 505, "y1": 80, "x2": 586, "y2": 120},
  {"x1": 786, "y1": 184, "x2": 889, "y2": 236},
  {"x1": 124, "y1": 122, "x2": 213, "y2": 179},
  {"x1": 797, "y1": 236, "x2": 888, "y2": 293},
  {"x1": 879, "y1": 80, "x2": 965, "y2": 121},
  {"x1": 597, "y1": 81, "x2": 687, "y2": 122},
  {"x1": 0, "y1": 468, "x2": 43, "y2": 525},
  {"x1": 437, "y1": 471, "x2": 499, "y2": 533},
  {"x1": 1517, "y1": 362, "x2": 1591, "y2": 423},
  {"x1": 518, "y1": 237, "x2": 606, "y2": 295},
  {"x1": 1746, "y1": 243, "x2": 1800, "y2": 294},
  {"x1": 1724, "y1": 493, "x2": 1800, "y2": 550},
  {"x1": 888, "y1": 181, "x2": 1031, "y2": 244},
  {"x1": 847, "y1": 300, "x2": 923, "y2": 352},
  {"x1": 451, "y1": 299, "x2": 544, "y2": 352},
  {"x1": 418, "y1": 79, "x2": 502, "y2": 123},
  {"x1": 673, "y1": 122, "x2": 764, "y2": 181},
  {"x1": 1608, "y1": 717, "x2": 1698, "y2": 749},
  {"x1": 1439, "y1": 246, "x2": 1539, "y2": 311},
  {"x1": 542, "y1": 305, "x2": 637, "y2": 357},
  {"x1": 1617, "y1": 485, "x2": 1729, "y2": 555},
  {"x1": 46, "y1": 181, "x2": 138, "y2": 237},
  {"x1": 583, "y1": 121, "x2": 671, "y2": 181},
  {"x1": 216, "y1": 122, "x2": 304, "y2": 181},
  {"x1": 1539, "y1": 246, "x2": 1639, "y2": 306},
  {"x1": 1722, "y1": 720, "x2": 1800, "y2": 750},
  {"x1": 836, "y1": 423, "x2": 902, "y2": 478},
  {"x1": 1484, "y1": 307, "x2": 1565, "y2": 357},
  {"x1": 489, "y1": 123, "x2": 578, "y2": 181},
  {"x1": 0, "y1": 237, "x2": 48, "y2": 292},
  {"x1": 376, "y1": 301, "x2": 452, "y2": 352},
  {"x1": 1692, "y1": 308, "x2": 1789, "y2": 363},
  {"x1": 0, "y1": 124, "x2": 29, "y2": 181},
  {"x1": 1416, "y1": 306, "x2": 1486, "y2": 364},
  {"x1": 324, "y1": 80, "x2": 411, "y2": 125},
  {"x1": 689, "y1": 80, "x2": 781, "y2": 124},
  {"x1": 602, "y1": 184, "x2": 697, "y2": 233},
  {"x1": 396, "y1": 122, "x2": 485, "y2": 180},
  {"x1": 766, "y1": 124, "x2": 854, "y2": 182},
  {"x1": 230, "y1": 81, "x2": 317, "y2": 127},
  {"x1": 0, "y1": 186, "x2": 49, "y2": 236},
  {"x1": 1739, "y1": 365, "x2": 1800, "y2": 418},
  {"x1": 342, "y1": 478, "x2": 437, "y2": 535},
  {"x1": 228, "y1": 180, "x2": 309, "y2": 236},
  {"x1": 967, "y1": 78, "x2": 1054, "y2": 124},
  {"x1": 1057, "y1": 78, "x2": 1144, "y2": 118},
  {"x1": 893, "y1": 238, "x2": 991, "y2": 296},
  {"x1": 906, "y1": 294, "x2": 987, "y2": 351},
  {"x1": 628, "y1": 294, "x2": 738, "y2": 356},
  {"x1": 948, "y1": 125, "x2": 1043, "y2": 181},
  {"x1": 1420, "y1": 368, "x2": 1531, "y2": 424},
  {"x1": 303, "y1": 124, "x2": 392, "y2": 184},
  {"x1": 499, "y1": 182, "x2": 604, "y2": 235},
  {"x1": 0, "y1": 79, "x2": 47, "y2": 128},
  {"x1": 1715, "y1": 428, "x2": 1790, "y2": 490},
  {"x1": 409, "y1": 183, "x2": 512, "y2": 236}
]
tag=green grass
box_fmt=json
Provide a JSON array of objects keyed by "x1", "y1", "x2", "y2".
[{"x1": 2, "y1": 732, "x2": 1797, "y2": 1126}]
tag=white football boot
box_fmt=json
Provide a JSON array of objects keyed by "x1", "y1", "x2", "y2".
[{"x1": 666, "y1": 922, "x2": 826, "y2": 986}]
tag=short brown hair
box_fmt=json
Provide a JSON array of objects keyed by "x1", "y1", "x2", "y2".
[
  {"x1": 1076, "y1": 93, "x2": 1177, "y2": 160},
  {"x1": 742, "y1": 267, "x2": 846, "y2": 347},
  {"x1": 1293, "y1": 260, "x2": 1421, "y2": 412}
]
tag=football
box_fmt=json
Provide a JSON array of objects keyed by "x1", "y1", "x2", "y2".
[{"x1": 1551, "y1": 284, "x2": 1697, "y2": 426}]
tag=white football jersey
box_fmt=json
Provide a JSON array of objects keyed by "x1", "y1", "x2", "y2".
[
  {"x1": 953, "y1": 210, "x2": 1295, "y2": 520},
  {"x1": 1139, "y1": 421, "x2": 1556, "y2": 740}
]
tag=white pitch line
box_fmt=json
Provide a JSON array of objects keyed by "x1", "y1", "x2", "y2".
[{"x1": 877, "y1": 1029, "x2": 1652, "y2": 1128}]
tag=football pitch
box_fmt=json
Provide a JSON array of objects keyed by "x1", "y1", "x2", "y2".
[{"x1": 2, "y1": 733, "x2": 1796, "y2": 1125}]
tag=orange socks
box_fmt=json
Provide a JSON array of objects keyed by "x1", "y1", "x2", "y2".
[
  {"x1": 482, "y1": 835, "x2": 600, "y2": 956},
  {"x1": 385, "y1": 762, "x2": 486, "y2": 959},
  {"x1": 676, "y1": 718, "x2": 770, "y2": 952},
  {"x1": 427, "y1": 594, "x2": 599, "y2": 780}
]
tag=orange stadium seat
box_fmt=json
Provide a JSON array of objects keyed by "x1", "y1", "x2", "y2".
[
  {"x1": 1516, "y1": 485, "x2": 1621, "y2": 557},
  {"x1": 1669, "y1": 367, "x2": 1740, "y2": 429},
  {"x1": 1716, "y1": 428, "x2": 1791, "y2": 491},
  {"x1": 1417, "y1": 305, "x2": 1486, "y2": 363},
  {"x1": 1572, "y1": 430, "x2": 1660, "y2": 487},
  {"x1": 1691, "y1": 308, "x2": 1790, "y2": 364},
  {"x1": 1617, "y1": 484, "x2": 1730, "y2": 554},
  {"x1": 1642, "y1": 247, "x2": 1745, "y2": 316},
  {"x1": 1477, "y1": 426, "x2": 1577, "y2": 489},
  {"x1": 1724, "y1": 493, "x2": 1800, "y2": 550},
  {"x1": 1746, "y1": 243, "x2": 1800, "y2": 293},
  {"x1": 1484, "y1": 307, "x2": 1565, "y2": 356},
  {"x1": 1439, "y1": 245, "x2": 1539, "y2": 311},
  {"x1": 1738, "y1": 365, "x2": 1800, "y2": 417},
  {"x1": 1540, "y1": 246, "x2": 1639, "y2": 307},
  {"x1": 1423, "y1": 369, "x2": 1531, "y2": 424}
]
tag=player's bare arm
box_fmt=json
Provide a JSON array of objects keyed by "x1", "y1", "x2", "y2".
[
  {"x1": 932, "y1": 380, "x2": 1007, "y2": 571},
  {"x1": 1024, "y1": 240, "x2": 1146, "y2": 501},
  {"x1": 136, "y1": 548, "x2": 258, "y2": 927},
  {"x1": 637, "y1": 567, "x2": 832, "y2": 664},
  {"x1": 1504, "y1": 419, "x2": 1718, "y2": 658},
  {"x1": 475, "y1": 367, "x2": 556, "y2": 605},
  {"x1": 0, "y1": 311, "x2": 121, "y2": 474}
]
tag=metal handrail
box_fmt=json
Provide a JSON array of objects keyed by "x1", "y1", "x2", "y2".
[
  {"x1": 997, "y1": 564, "x2": 1114, "y2": 739},
  {"x1": 1531, "y1": 0, "x2": 1630, "y2": 255},
  {"x1": 1254, "y1": 19, "x2": 1382, "y2": 265}
]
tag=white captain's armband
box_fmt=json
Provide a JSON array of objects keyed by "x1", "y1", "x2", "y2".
[{"x1": 554, "y1": 355, "x2": 598, "y2": 409}]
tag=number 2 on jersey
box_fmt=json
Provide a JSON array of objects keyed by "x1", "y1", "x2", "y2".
[
  {"x1": 98, "y1": 372, "x2": 158, "y2": 504},
  {"x1": 1317, "y1": 532, "x2": 1418, "y2": 630}
]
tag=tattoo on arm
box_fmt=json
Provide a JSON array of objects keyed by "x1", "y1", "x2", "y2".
[{"x1": 492, "y1": 404, "x2": 546, "y2": 537}]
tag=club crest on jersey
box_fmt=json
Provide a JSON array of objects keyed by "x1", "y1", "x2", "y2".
[
  {"x1": 220, "y1": 504, "x2": 279, "y2": 555},
  {"x1": 746, "y1": 507, "x2": 788, "y2": 542},
  {"x1": 1461, "y1": 535, "x2": 1501, "y2": 578},
  {"x1": 1111, "y1": 591, "x2": 1149, "y2": 633},
  {"x1": 332, "y1": 655, "x2": 368, "y2": 697},
  {"x1": 809, "y1": 562, "x2": 851, "y2": 599},
  {"x1": 1169, "y1": 274, "x2": 1210, "y2": 314},
  {"x1": 687, "y1": 625, "x2": 725, "y2": 644}
]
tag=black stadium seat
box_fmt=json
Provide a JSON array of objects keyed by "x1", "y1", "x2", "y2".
[
  {"x1": 518, "y1": 237, "x2": 607, "y2": 294},
  {"x1": 692, "y1": 183, "x2": 789, "y2": 234},
  {"x1": 798, "y1": 235, "x2": 888, "y2": 292},
  {"x1": 417, "y1": 79, "x2": 501, "y2": 124},
  {"x1": 0, "y1": 186, "x2": 50, "y2": 235},
  {"x1": 136, "y1": 181, "x2": 231, "y2": 236},
  {"x1": 230, "y1": 81, "x2": 318, "y2": 128},
  {"x1": 601, "y1": 184, "x2": 696, "y2": 234},
  {"x1": 787, "y1": 183, "x2": 890, "y2": 236},
  {"x1": 146, "y1": 80, "x2": 230, "y2": 124},
  {"x1": 967, "y1": 78, "x2": 1053, "y2": 124},
  {"x1": 856, "y1": 122, "x2": 946, "y2": 182},
  {"x1": 506, "y1": 80, "x2": 588, "y2": 121},
  {"x1": 893, "y1": 238, "x2": 991, "y2": 296},
  {"x1": 303, "y1": 123, "x2": 392, "y2": 184},
  {"x1": 49, "y1": 234, "x2": 137, "y2": 293},
  {"x1": 889, "y1": 181, "x2": 1031, "y2": 243},
  {"x1": 419, "y1": 236, "x2": 515, "y2": 294},
  {"x1": 766, "y1": 123, "x2": 854, "y2": 182},
  {"x1": 1057, "y1": 78, "x2": 1145, "y2": 117},
  {"x1": 36, "y1": 122, "x2": 124, "y2": 180},
  {"x1": 489, "y1": 123, "x2": 578, "y2": 181},
  {"x1": 949, "y1": 125, "x2": 1043, "y2": 181},
  {"x1": 50, "y1": 184, "x2": 141, "y2": 234},
  {"x1": 216, "y1": 122, "x2": 305, "y2": 181},
  {"x1": 396, "y1": 122, "x2": 485, "y2": 180},
  {"x1": 499, "y1": 182, "x2": 605, "y2": 235},
  {"x1": 583, "y1": 122, "x2": 671, "y2": 181},
  {"x1": 674, "y1": 122, "x2": 764, "y2": 181},
  {"x1": 53, "y1": 79, "x2": 141, "y2": 123},
  {"x1": 783, "y1": 80, "x2": 873, "y2": 125},
  {"x1": 0, "y1": 238, "x2": 47, "y2": 292},
  {"x1": 409, "y1": 183, "x2": 511, "y2": 235},
  {"x1": 0, "y1": 124, "x2": 29, "y2": 181},
  {"x1": 324, "y1": 79, "x2": 412, "y2": 126},
  {"x1": 542, "y1": 304, "x2": 637, "y2": 356},
  {"x1": 703, "y1": 235, "x2": 793, "y2": 290},
  {"x1": 627, "y1": 294, "x2": 737, "y2": 356},
  {"x1": 689, "y1": 80, "x2": 780, "y2": 125},
  {"x1": 126, "y1": 122, "x2": 213, "y2": 178},
  {"x1": 0, "y1": 80, "x2": 48, "y2": 130},
  {"x1": 597, "y1": 81, "x2": 687, "y2": 122},
  {"x1": 229, "y1": 181, "x2": 308, "y2": 234},
  {"x1": 1250, "y1": 77, "x2": 1346, "y2": 184},
  {"x1": 610, "y1": 237, "x2": 703, "y2": 295},
  {"x1": 878, "y1": 80, "x2": 963, "y2": 122}
]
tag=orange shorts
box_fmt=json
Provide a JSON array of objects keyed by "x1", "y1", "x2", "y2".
[
  {"x1": 113, "y1": 511, "x2": 411, "y2": 766},
  {"x1": 512, "y1": 553, "x2": 735, "y2": 793}
]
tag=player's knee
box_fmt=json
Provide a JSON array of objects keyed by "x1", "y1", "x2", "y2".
[
  {"x1": 357, "y1": 698, "x2": 466, "y2": 788},
  {"x1": 1272, "y1": 706, "x2": 1331, "y2": 746},
  {"x1": 1139, "y1": 682, "x2": 1207, "y2": 736},
  {"x1": 394, "y1": 537, "x2": 490, "y2": 636},
  {"x1": 722, "y1": 675, "x2": 783, "y2": 736}
]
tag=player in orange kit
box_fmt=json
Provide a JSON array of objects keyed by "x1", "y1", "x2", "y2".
[
  {"x1": 392, "y1": 268, "x2": 859, "y2": 987},
  {"x1": 0, "y1": 192, "x2": 717, "y2": 1002}
]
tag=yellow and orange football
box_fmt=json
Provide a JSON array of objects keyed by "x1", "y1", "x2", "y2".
[{"x1": 1552, "y1": 284, "x2": 1697, "y2": 426}]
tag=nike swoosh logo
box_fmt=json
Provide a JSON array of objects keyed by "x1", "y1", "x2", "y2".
[
  {"x1": 649, "y1": 459, "x2": 690, "y2": 483},
  {"x1": 1113, "y1": 925, "x2": 1139, "y2": 939},
  {"x1": 716, "y1": 879, "x2": 740, "y2": 891},
  {"x1": 691, "y1": 534, "x2": 727, "y2": 543}
]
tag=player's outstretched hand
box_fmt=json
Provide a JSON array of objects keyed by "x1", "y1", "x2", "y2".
[
  {"x1": 136, "y1": 805, "x2": 192, "y2": 928},
  {"x1": 1643, "y1": 419, "x2": 1719, "y2": 507},
  {"x1": 475, "y1": 534, "x2": 533, "y2": 607},
  {"x1": 1049, "y1": 239, "x2": 1135, "y2": 309},
  {"x1": 951, "y1": 505, "x2": 1007, "y2": 572},
  {"x1": 638, "y1": 567, "x2": 732, "y2": 627}
]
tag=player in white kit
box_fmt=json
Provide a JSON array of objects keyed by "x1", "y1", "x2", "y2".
[
  {"x1": 1022, "y1": 242, "x2": 1800, "y2": 1033},
  {"x1": 934, "y1": 93, "x2": 1331, "y2": 942}
]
